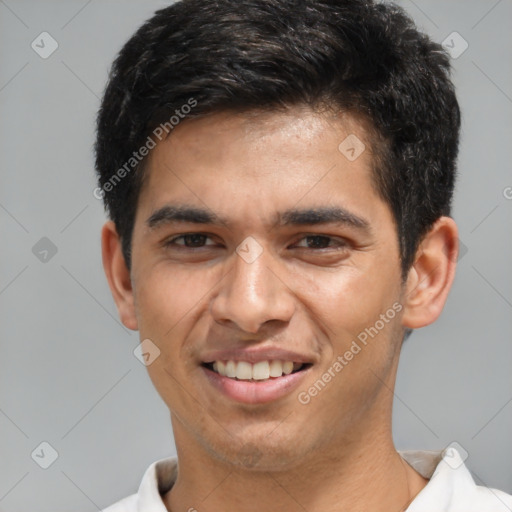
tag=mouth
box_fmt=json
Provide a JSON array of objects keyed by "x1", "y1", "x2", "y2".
[
  {"x1": 202, "y1": 360, "x2": 312, "y2": 381},
  {"x1": 200, "y1": 359, "x2": 314, "y2": 404}
]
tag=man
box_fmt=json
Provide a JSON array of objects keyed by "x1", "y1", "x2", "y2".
[{"x1": 95, "y1": 0, "x2": 512, "y2": 510}]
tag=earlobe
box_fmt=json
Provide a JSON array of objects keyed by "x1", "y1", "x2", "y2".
[
  {"x1": 101, "y1": 221, "x2": 138, "y2": 331},
  {"x1": 401, "y1": 216, "x2": 458, "y2": 330}
]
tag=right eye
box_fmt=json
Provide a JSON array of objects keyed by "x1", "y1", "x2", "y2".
[{"x1": 163, "y1": 233, "x2": 219, "y2": 249}]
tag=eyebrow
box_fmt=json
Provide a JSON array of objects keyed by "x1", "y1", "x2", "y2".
[
  {"x1": 279, "y1": 206, "x2": 370, "y2": 231},
  {"x1": 146, "y1": 204, "x2": 371, "y2": 233},
  {"x1": 146, "y1": 205, "x2": 227, "y2": 229}
]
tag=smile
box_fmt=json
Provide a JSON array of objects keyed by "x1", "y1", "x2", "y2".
[
  {"x1": 204, "y1": 360, "x2": 310, "y2": 381},
  {"x1": 201, "y1": 359, "x2": 313, "y2": 404}
]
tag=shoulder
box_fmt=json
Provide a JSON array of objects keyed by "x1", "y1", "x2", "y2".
[
  {"x1": 450, "y1": 477, "x2": 512, "y2": 511},
  {"x1": 101, "y1": 493, "x2": 137, "y2": 512},
  {"x1": 403, "y1": 448, "x2": 512, "y2": 512},
  {"x1": 101, "y1": 456, "x2": 178, "y2": 511}
]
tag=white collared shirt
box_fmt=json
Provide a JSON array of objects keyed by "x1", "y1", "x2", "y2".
[{"x1": 102, "y1": 448, "x2": 512, "y2": 511}]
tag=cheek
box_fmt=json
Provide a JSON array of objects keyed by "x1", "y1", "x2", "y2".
[
  {"x1": 296, "y1": 262, "x2": 400, "y2": 342},
  {"x1": 135, "y1": 263, "x2": 214, "y2": 333},
  {"x1": 134, "y1": 266, "x2": 211, "y2": 404}
]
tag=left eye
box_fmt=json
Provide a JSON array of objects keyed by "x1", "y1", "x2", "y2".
[
  {"x1": 166, "y1": 233, "x2": 216, "y2": 248},
  {"x1": 293, "y1": 235, "x2": 346, "y2": 249}
]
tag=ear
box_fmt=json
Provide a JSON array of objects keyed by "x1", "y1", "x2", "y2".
[
  {"x1": 401, "y1": 216, "x2": 459, "y2": 330},
  {"x1": 101, "y1": 221, "x2": 138, "y2": 330}
]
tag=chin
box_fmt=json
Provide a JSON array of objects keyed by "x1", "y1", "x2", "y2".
[{"x1": 208, "y1": 438, "x2": 308, "y2": 472}]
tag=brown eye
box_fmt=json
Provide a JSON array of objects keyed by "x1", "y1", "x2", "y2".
[
  {"x1": 181, "y1": 234, "x2": 208, "y2": 247},
  {"x1": 165, "y1": 233, "x2": 215, "y2": 248},
  {"x1": 294, "y1": 235, "x2": 347, "y2": 249}
]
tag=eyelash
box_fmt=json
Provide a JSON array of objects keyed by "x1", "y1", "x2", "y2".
[{"x1": 163, "y1": 233, "x2": 349, "y2": 251}]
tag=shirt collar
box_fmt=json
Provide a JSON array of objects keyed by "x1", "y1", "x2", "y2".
[
  {"x1": 136, "y1": 448, "x2": 487, "y2": 511},
  {"x1": 137, "y1": 456, "x2": 178, "y2": 512}
]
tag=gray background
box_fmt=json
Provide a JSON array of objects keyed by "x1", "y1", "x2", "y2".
[{"x1": 0, "y1": 1, "x2": 511, "y2": 510}]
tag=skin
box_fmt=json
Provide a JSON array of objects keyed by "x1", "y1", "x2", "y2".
[{"x1": 102, "y1": 107, "x2": 459, "y2": 511}]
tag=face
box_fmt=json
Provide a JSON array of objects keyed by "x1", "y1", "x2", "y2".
[{"x1": 114, "y1": 108, "x2": 411, "y2": 470}]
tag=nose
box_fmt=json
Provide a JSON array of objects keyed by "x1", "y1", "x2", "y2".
[{"x1": 210, "y1": 246, "x2": 295, "y2": 334}]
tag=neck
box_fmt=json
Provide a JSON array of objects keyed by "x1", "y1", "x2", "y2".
[{"x1": 163, "y1": 414, "x2": 428, "y2": 512}]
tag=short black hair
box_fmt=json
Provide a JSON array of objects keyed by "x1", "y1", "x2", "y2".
[{"x1": 95, "y1": 0, "x2": 461, "y2": 279}]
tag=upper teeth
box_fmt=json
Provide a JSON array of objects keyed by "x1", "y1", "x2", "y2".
[{"x1": 212, "y1": 360, "x2": 301, "y2": 380}]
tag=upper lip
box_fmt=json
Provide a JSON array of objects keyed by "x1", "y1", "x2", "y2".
[{"x1": 201, "y1": 347, "x2": 316, "y2": 365}]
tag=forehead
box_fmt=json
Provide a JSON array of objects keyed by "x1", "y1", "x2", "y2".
[
  {"x1": 136, "y1": 107, "x2": 387, "y2": 230},
  {"x1": 143, "y1": 107, "x2": 375, "y2": 181}
]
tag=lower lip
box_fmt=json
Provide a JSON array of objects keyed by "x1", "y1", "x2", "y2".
[{"x1": 201, "y1": 366, "x2": 311, "y2": 405}]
